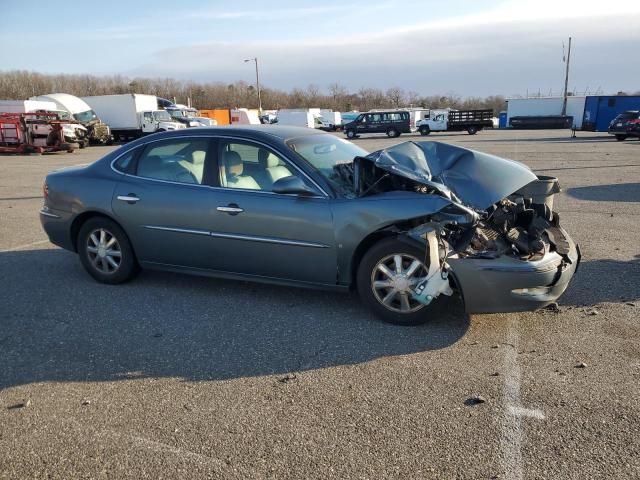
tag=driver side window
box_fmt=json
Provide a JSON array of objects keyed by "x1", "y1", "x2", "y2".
[{"x1": 218, "y1": 141, "x2": 307, "y2": 192}]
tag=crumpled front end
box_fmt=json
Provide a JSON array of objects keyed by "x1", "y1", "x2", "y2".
[{"x1": 355, "y1": 141, "x2": 580, "y2": 313}]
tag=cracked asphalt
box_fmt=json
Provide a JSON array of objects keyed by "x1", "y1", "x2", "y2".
[{"x1": 1, "y1": 129, "x2": 638, "y2": 479}]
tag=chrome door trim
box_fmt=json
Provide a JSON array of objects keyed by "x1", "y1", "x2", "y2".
[
  {"x1": 208, "y1": 231, "x2": 330, "y2": 248},
  {"x1": 143, "y1": 225, "x2": 210, "y2": 236},
  {"x1": 143, "y1": 224, "x2": 329, "y2": 248}
]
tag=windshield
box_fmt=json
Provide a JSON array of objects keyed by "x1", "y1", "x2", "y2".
[
  {"x1": 73, "y1": 109, "x2": 98, "y2": 123},
  {"x1": 153, "y1": 110, "x2": 172, "y2": 122},
  {"x1": 286, "y1": 135, "x2": 368, "y2": 194}
]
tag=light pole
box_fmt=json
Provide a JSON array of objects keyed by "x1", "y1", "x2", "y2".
[{"x1": 244, "y1": 57, "x2": 262, "y2": 114}]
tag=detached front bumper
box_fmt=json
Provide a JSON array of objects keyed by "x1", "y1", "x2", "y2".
[{"x1": 447, "y1": 227, "x2": 580, "y2": 314}]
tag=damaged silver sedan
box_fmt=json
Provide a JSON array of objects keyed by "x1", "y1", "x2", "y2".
[{"x1": 40, "y1": 126, "x2": 580, "y2": 325}]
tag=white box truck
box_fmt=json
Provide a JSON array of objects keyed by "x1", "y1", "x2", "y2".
[
  {"x1": 82, "y1": 94, "x2": 185, "y2": 140},
  {"x1": 277, "y1": 109, "x2": 336, "y2": 130},
  {"x1": 29, "y1": 93, "x2": 113, "y2": 144}
]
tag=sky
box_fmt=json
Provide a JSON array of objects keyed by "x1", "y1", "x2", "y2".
[{"x1": 1, "y1": 0, "x2": 639, "y2": 97}]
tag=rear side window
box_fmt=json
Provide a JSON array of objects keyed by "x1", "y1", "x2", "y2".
[
  {"x1": 113, "y1": 149, "x2": 139, "y2": 174},
  {"x1": 135, "y1": 139, "x2": 210, "y2": 185}
]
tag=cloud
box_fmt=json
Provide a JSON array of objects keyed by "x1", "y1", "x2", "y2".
[{"x1": 131, "y1": 10, "x2": 640, "y2": 96}]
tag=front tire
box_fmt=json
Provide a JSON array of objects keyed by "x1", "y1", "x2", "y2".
[
  {"x1": 346, "y1": 129, "x2": 357, "y2": 139},
  {"x1": 78, "y1": 217, "x2": 138, "y2": 284},
  {"x1": 357, "y1": 238, "x2": 433, "y2": 326},
  {"x1": 419, "y1": 126, "x2": 430, "y2": 136}
]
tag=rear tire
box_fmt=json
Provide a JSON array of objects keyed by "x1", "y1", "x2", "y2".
[
  {"x1": 78, "y1": 217, "x2": 139, "y2": 284},
  {"x1": 387, "y1": 128, "x2": 400, "y2": 138},
  {"x1": 357, "y1": 238, "x2": 433, "y2": 326},
  {"x1": 346, "y1": 129, "x2": 357, "y2": 139},
  {"x1": 615, "y1": 135, "x2": 627, "y2": 141},
  {"x1": 467, "y1": 126, "x2": 478, "y2": 135}
]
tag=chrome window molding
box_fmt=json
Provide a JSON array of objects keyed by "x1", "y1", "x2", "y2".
[
  {"x1": 109, "y1": 134, "x2": 329, "y2": 198},
  {"x1": 143, "y1": 225, "x2": 329, "y2": 249}
]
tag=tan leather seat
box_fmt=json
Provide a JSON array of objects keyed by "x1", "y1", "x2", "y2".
[
  {"x1": 265, "y1": 153, "x2": 292, "y2": 184},
  {"x1": 179, "y1": 150, "x2": 206, "y2": 184},
  {"x1": 221, "y1": 151, "x2": 260, "y2": 190}
]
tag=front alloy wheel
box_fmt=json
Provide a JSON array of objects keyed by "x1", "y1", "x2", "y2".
[
  {"x1": 357, "y1": 238, "x2": 434, "y2": 325},
  {"x1": 371, "y1": 253, "x2": 428, "y2": 313}
]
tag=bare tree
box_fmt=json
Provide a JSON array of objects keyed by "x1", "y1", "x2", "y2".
[{"x1": 386, "y1": 87, "x2": 405, "y2": 108}]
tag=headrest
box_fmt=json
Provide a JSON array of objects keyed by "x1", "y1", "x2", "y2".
[
  {"x1": 192, "y1": 150, "x2": 206, "y2": 165},
  {"x1": 266, "y1": 153, "x2": 281, "y2": 168},
  {"x1": 223, "y1": 151, "x2": 242, "y2": 176}
]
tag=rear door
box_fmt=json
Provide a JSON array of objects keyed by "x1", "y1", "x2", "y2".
[
  {"x1": 201, "y1": 138, "x2": 337, "y2": 285},
  {"x1": 112, "y1": 136, "x2": 218, "y2": 268}
]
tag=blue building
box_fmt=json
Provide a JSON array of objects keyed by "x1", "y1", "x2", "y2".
[{"x1": 582, "y1": 95, "x2": 640, "y2": 131}]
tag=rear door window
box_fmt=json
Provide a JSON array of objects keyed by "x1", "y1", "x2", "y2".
[{"x1": 135, "y1": 138, "x2": 211, "y2": 185}]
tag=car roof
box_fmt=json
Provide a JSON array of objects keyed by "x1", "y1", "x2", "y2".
[{"x1": 167, "y1": 124, "x2": 326, "y2": 142}]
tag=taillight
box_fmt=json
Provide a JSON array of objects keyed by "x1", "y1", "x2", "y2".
[
  {"x1": 43, "y1": 182, "x2": 49, "y2": 199},
  {"x1": 629, "y1": 119, "x2": 640, "y2": 124}
]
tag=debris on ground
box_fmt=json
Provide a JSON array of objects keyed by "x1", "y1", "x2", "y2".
[
  {"x1": 464, "y1": 395, "x2": 486, "y2": 406},
  {"x1": 490, "y1": 372, "x2": 500, "y2": 377},
  {"x1": 543, "y1": 302, "x2": 561, "y2": 313},
  {"x1": 575, "y1": 362, "x2": 588, "y2": 368},
  {"x1": 278, "y1": 373, "x2": 297, "y2": 383},
  {"x1": 587, "y1": 309, "x2": 600, "y2": 316},
  {"x1": 8, "y1": 399, "x2": 31, "y2": 410},
  {"x1": 626, "y1": 302, "x2": 636, "y2": 307},
  {"x1": 81, "y1": 399, "x2": 91, "y2": 406}
]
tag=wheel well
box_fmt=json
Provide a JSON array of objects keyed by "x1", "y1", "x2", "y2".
[
  {"x1": 70, "y1": 211, "x2": 124, "y2": 252},
  {"x1": 349, "y1": 230, "x2": 396, "y2": 289}
]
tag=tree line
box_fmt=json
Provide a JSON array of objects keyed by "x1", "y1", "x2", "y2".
[{"x1": 0, "y1": 70, "x2": 507, "y2": 113}]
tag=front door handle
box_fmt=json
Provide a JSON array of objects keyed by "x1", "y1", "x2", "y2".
[
  {"x1": 117, "y1": 194, "x2": 140, "y2": 204},
  {"x1": 217, "y1": 204, "x2": 243, "y2": 215}
]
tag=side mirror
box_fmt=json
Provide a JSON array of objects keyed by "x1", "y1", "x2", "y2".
[{"x1": 272, "y1": 175, "x2": 318, "y2": 196}]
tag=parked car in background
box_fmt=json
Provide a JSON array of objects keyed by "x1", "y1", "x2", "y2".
[
  {"x1": 608, "y1": 110, "x2": 640, "y2": 141},
  {"x1": 40, "y1": 126, "x2": 579, "y2": 325},
  {"x1": 343, "y1": 110, "x2": 411, "y2": 138}
]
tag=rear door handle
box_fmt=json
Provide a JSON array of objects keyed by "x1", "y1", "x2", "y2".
[
  {"x1": 217, "y1": 204, "x2": 243, "y2": 215},
  {"x1": 117, "y1": 194, "x2": 140, "y2": 204}
]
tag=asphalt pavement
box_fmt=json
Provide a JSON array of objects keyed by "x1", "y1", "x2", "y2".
[{"x1": 0, "y1": 129, "x2": 638, "y2": 479}]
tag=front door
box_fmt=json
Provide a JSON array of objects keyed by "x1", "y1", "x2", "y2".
[
  {"x1": 112, "y1": 137, "x2": 217, "y2": 268},
  {"x1": 203, "y1": 139, "x2": 337, "y2": 285}
]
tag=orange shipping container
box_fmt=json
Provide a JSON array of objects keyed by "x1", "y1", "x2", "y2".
[{"x1": 199, "y1": 109, "x2": 231, "y2": 125}]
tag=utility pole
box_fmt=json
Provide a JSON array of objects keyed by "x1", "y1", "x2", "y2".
[
  {"x1": 244, "y1": 57, "x2": 262, "y2": 114},
  {"x1": 561, "y1": 36, "x2": 572, "y2": 116}
]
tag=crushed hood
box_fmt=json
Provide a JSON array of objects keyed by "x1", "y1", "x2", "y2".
[{"x1": 364, "y1": 141, "x2": 538, "y2": 209}]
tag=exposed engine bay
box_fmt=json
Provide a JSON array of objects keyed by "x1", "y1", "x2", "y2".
[{"x1": 334, "y1": 141, "x2": 577, "y2": 306}]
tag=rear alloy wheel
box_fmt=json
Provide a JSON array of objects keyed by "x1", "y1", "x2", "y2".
[
  {"x1": 387, "y1": 128, "x2": 399, "y2": 138},
  {"x1": 357, "y1": 238, "x2": 433, "y2": 325},
  {"x1": 615, "y1": 135, "x2": 627, "y2": 141},
  {"x1": 346, "y1": 129, "x2": 357, "y2": 139},
  {"x1": 78, "y1": 217, "x2": 138, "y2": 284}
]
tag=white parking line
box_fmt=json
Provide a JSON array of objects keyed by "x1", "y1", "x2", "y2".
[
  {"x1": 499, "y1": 319, "x2": 524, "y2": 480},
  {"x1": 499, "y1": 317, "x2": 548, "y2": 479},
  {"x1": 0, "y1": 239, "x2": 50, "y2": 253}
]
